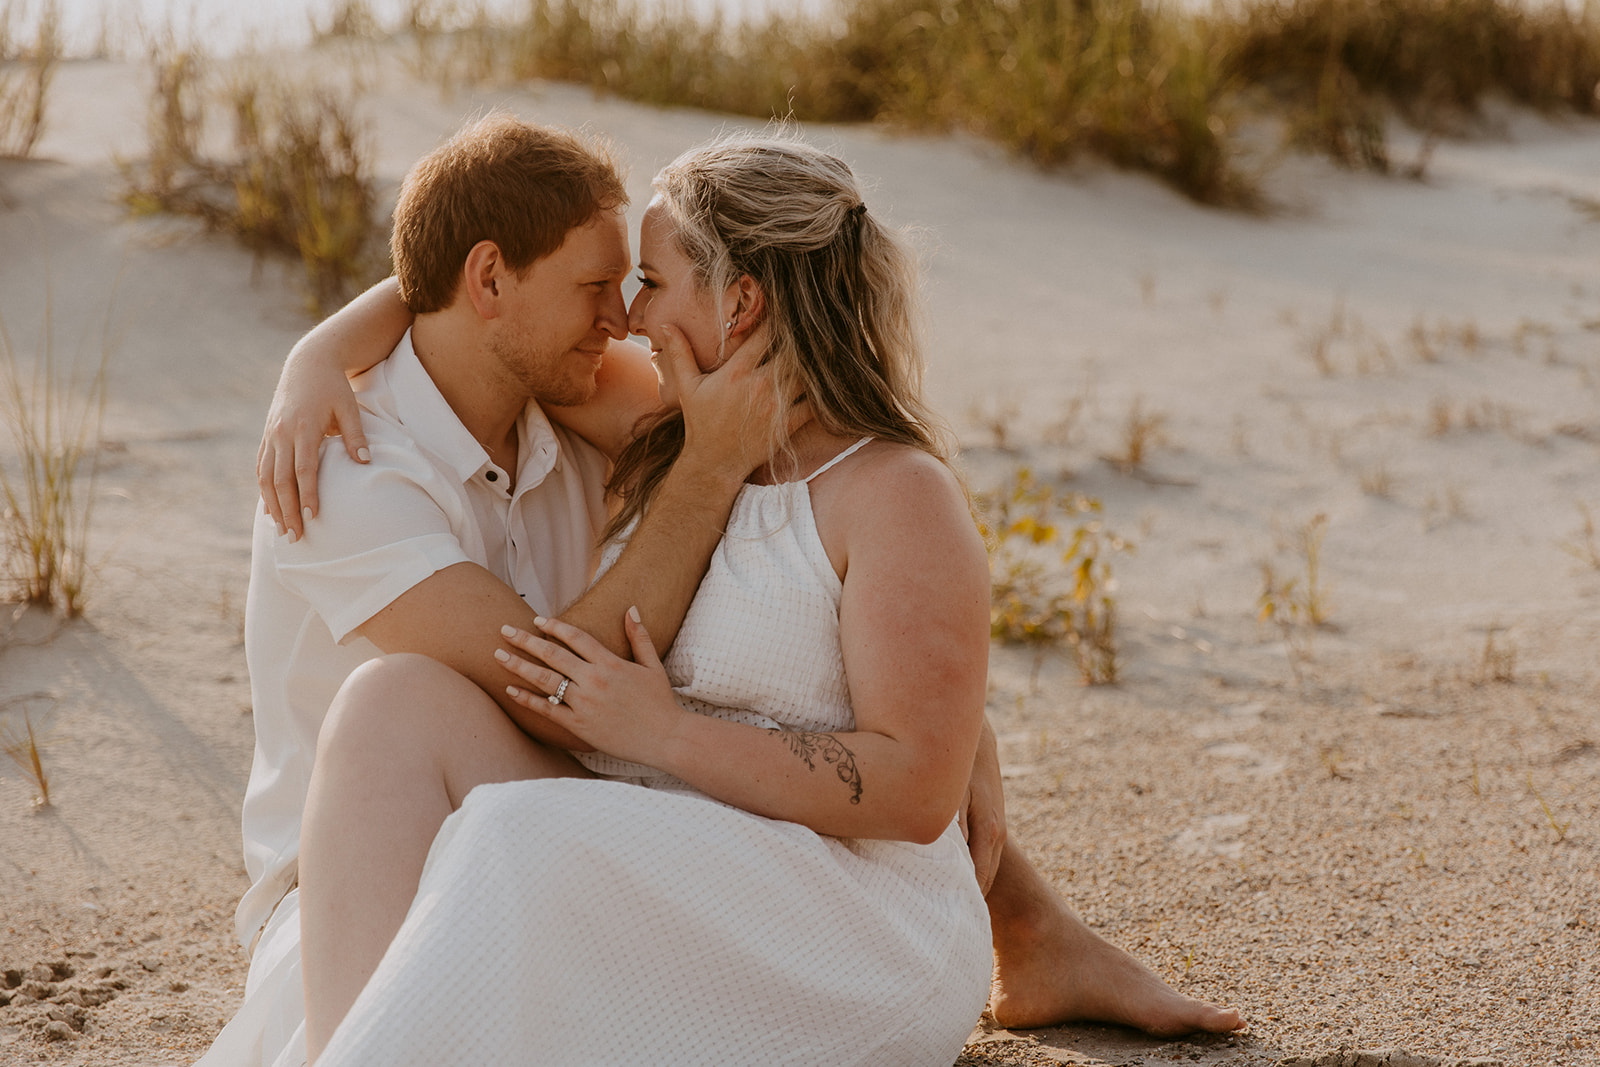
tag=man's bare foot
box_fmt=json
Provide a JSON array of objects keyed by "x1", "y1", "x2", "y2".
[{"x1": 985, "y1": 841, "x2": 1243, "y2": 1035}]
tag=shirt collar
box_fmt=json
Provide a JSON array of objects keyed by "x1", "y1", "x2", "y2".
[{"x1": 379, "y1": 329, "x2": 564, "y2": 490}]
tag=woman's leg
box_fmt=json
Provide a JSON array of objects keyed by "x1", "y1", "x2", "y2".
[
  {"x1": 299, "y1": 653, "x2": 587, "y2": 1062},
  {"x1": 986, "y1": 838, "x2": 1244, "y2": 1034}
]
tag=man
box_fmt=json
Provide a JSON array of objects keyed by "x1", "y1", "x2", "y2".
[{"x1": 222, "y1": 114, "x2": 1237, "y2": 1066}]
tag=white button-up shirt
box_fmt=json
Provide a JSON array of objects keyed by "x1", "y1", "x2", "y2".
[{"x1": 236, "y1": 331, "x2": 610, "y2": 950}]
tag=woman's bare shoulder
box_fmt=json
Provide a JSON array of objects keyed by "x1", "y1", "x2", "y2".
[
  {"x1": 835, "y1": 440, "x2": 965, "y2": 500},
  {"x1": 814, "y1": 440, "x2": 977, "y2": 555}
]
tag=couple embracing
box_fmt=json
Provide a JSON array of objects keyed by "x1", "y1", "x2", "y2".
[{"x1": 200, "y1": 113, "x2": 1240, "y2": 1066}]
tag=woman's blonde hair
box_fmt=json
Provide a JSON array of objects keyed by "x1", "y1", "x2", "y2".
[{"x1": 604, "y1": 131, "x2": 952, "y2": 541}]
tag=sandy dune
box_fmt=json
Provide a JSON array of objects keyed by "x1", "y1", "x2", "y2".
[{"x1": 2, "y1": 42, "x2": 1596, "y2": 1065}]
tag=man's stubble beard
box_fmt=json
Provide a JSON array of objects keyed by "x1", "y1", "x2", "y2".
[{"x1": 490, "y1": 331, "x2": 596, "y2": 409}]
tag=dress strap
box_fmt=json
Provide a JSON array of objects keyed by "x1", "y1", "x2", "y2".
[{"x1": 803, "y1": 437, "x2": 874, "y2": 483}]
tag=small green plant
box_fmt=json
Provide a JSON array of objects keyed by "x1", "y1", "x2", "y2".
[
  {"x1": 1559, "y1": 502, "x2": 1600, "y2": 570},
  {"x1": 0, "y1": 706, "x2": 51, "y2": 806},
  {"x1": 1301, "y1": 299, "x2": 1394, "y2": 376},
  {"x1": 967, "y1": 398, "x2": 1022, "y2": 453},
  {"x1": 1421, "y1": 483, "x2": 1468, "y2": 531},
  {"x1": 1358, "y1": 461, "x2": 1394, "y2": 498},
  {"x1": 1301, "y1": 514, "x2": 1330, "y2": 623},
  {"x1": 1473, "y1": 622, "x2": 1516, "y2": 684},
  {"x1": 1258, "y1": 513, "x2": 1331, "y2": 682},
  {"x1": 0, "y1": 299, "x2": 112, "y2": 615},
  {"x1": 1104, "y1": 396, "x2": 1169, "y2": 473},
  {"x1": 1267, "y1": 512, "x2": 1333, "y2": 625},
  {"x1": 0, "y1": 0, "x2": 60, "y2": 158},
  {"x1": 1258, "y1": 561, "x2": 1313, "y2": 684},
  {"x1": 976, "y1": 467, "x2": 1131, "y2": 685},
  {"x1": 1527, "y1": 773, "x2": 1569, "y2": 844},
  {"x1": 1318, "y1": 743, "x2": 1350, "y2": 780}
]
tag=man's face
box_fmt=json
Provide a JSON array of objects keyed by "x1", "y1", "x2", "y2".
[{"x1": 490, "y1": 208, "x2": 631, "y2": 408}]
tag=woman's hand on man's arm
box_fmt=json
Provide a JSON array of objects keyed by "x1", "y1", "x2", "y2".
[{"x1": 258, "y1": 277, "x2": 413, "y2": 540}]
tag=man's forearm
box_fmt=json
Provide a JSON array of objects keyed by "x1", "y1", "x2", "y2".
[{"x1": 559, "y1": 456, "x2": 746, "y2": 658}]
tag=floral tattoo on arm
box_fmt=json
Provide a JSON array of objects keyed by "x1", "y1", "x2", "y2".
[{"x1": 770, "y1": 726, "x2": 863, "y2": 805}]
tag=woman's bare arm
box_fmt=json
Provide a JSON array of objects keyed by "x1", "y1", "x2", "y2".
[
  {"x1": 259, "y1": 278, "x2": 412, "y2": 539},
  {"x1": 498, "y1": 446, "x2": 991, "y2": 842}
]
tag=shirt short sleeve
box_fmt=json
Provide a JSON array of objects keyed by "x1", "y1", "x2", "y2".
[{"x1": 273, "y1": 435, "x2": 474, "y2": 643}]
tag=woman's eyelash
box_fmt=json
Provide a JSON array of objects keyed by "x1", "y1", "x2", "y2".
[{"x1": 635, "y1": 274, "x2": 656, "y2": 289}]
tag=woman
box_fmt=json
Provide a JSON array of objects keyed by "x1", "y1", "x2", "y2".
[{"x1": 292, "y1": 132, "x2": 995, "y2": 1065}]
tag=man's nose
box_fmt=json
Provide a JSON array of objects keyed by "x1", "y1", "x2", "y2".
[{"x1": 598, "y1": 285, "x2": 629, "y2": 340}]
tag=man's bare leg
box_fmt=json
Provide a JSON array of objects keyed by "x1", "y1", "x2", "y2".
[
  {"x1": 298, "y1": 654, "x2": 588, "y2": 1062},
  {"x1": 987, "y1": 839, "x2": 1244, "y2": 1035}
]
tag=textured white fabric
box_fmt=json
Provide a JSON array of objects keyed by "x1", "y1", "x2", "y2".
[
  {"x1": 203, "y1": 330, "x2": 609, "y2": 1067},
  {"x1": 318, "y1": 465, "x2": 993, "y2": 1066}
]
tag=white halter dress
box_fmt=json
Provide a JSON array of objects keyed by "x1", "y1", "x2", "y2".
[{"x1": 317, "y1": 439, "x2": 993, "y2": 1066}]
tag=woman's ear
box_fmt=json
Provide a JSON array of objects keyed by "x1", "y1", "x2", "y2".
[
  {"x1": 726, "y1": 274, "x2": 766, "y2": 337},
  {"x1": 463, "y1": 240, "x2": 506, "y2": 319}
]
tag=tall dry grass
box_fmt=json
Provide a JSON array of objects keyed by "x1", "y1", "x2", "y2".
[
  {"x1": 392, "y1": 0, "x2": 1600, "y2": 203},
  {"x1": 1221, "y1": 0, "x2": 1600, "y2": 171},
  {"x1": 487, "y1": 0, "x2": 1250, "y2": 203},
  {"x1": 0, "y1": 298, "x2": 112, "y2": 617},
  {"x1": 122, "y1": 42, "x2": 384, "y2": 315},
  {"x1": 0, "y1": 0, "x2": 61, "y2": 158}
]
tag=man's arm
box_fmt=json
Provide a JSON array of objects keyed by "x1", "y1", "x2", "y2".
[{"x1": 350, "y1": 325, "x2": 780, "y2": 749}]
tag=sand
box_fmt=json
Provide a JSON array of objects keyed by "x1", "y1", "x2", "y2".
[{"x1": 1, "y1": 40, "x2": 1596, "y2": 1066}]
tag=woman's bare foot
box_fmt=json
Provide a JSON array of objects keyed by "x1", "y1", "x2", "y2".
[{"x1": 985, "y1": 840, "x2": 1244, "y2": 1035}]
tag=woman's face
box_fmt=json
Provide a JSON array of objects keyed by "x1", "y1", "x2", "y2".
[{"x1": 628, "y1": 197, "x2": 733, "y2": 408}]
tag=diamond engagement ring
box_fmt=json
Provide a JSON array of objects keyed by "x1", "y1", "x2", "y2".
[{"x1": 548, "y1": 678, "x2": 570, "y2": 705}]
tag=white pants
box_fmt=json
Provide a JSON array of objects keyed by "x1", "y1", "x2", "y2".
[{"x1": 194, "y1": 889, "x2": 307, "y2": 1067}]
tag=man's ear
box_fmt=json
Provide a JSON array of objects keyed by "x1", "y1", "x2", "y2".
[
  {"x1": 463, "y1": 240, "x2": 506, "y2": 320},
  {"x1": 726, "y1": 274, "x2": 765, "y2": 337}
]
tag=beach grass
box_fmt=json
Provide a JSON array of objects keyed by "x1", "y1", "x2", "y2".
[
  {"x1": 121, "y1": 40, "x2": 385, "y2": 316},
  {"x1": 0, "y1": 300, "x2": 111, "y2": 617},
  {"x1": 0, "y1": 706, "x2": 51, "y2": 807},
  {"x1": 0, "y1": 0, "x2": 61, "y2": 158},
  {"x1": 383, "y1": 0, "x2": 1599, "y2": 204},
  {"x1": 976, "y1": 466, "x2": 1128, "y2": 684}
]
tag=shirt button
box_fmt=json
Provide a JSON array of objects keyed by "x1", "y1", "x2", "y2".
[{"x1": 485, "y1": 470, "x2": 499, "y2": 482}]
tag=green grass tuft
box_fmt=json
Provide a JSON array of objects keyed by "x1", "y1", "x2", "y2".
[{"x1": 976, "y1": 466, "x2": 1130, "y2": 685}]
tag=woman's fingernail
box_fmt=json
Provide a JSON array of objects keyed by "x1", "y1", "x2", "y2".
[
  {"x1": 302, "y1": 506, "x2": 313, "y2": 523},
  {"x1": 357, "y1": 447, "x2": 371, "y2": 462},
  {"x1": 533, "y1": 615, "x2": 547, "y2": 627},
  {"x1": 628, "y1": 605, "x2": 641, "y2": 623},
  {"x1": 287, "y1": 529, "x2": 299, "y2": 544},
  {"x1": 275, "y1": 521, "x2": 286, "y2": 537},
  {"x1": 506, "y1": 685, "x2": 521, "y2": 699},
  {"x1": 501, "y1": 624, "x2": 517, "y2": 638},
  {"x1": 494, "y1": 649, "x2": 509, "y2": 662}
]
